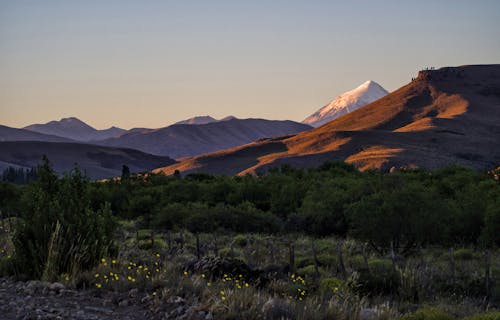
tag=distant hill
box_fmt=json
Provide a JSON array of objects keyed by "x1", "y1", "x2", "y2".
[
  {"x1": 174, "y1": 115, "x2": 238, "y2": 125},
  {"x1": 0, "y1": 125, "x2": 74, "y2": 143},
  {"x1": 97, "y1": 118, "x2": 312, "y2": 159},
  {"x1": 0, "y1": 141, "x2": 175, "y2": 179},
  {"x1": 303, "y1": 80, "x2": 388, "y2": 127},
  {"x1": 154, "y1": 65, "x2": 500, "y2": 175},
  {"x1": 24, "y1": 117, "x2": 126, "y2": 141},
  {"x1": 175, "y1": 116, "x2": 218, "y2": 125}
]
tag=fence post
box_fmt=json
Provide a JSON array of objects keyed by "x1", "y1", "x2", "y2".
[
  {"x1": 268, "y1": 239, "x2": 276, "y2": 264},
  {"x1": 245, "y1": 236, "x2": 251, "y2": 261},
  {"x1": 196, "y1": 233, "x2": 201, "y2": 260},
  {"x1": 450, "y1": 247, "x2": 455, "y2": 286},
  {"x1": 362, "y1": 243, "x2": 369, "y2": 271},
  {"x1": 150, "y1": 230, "x2": 155, "y2": 250},
  {"x1": 230, "y1": 239, "x2": 235, "y2": 258},
  {"x1": 311, "y1": 240, "x2": 320, "y2": 280},
  {"x1": 485, "y1": 250, "x2": 491, "y2": 302},
  {"x1": 289, "y1": 241, "x2": 295, "y2": 275},
  {"x1": 213, "y1": 234, "x2": 218, "y2": 256},
  {"x1": 167, "y1": 230, "x2": 172, "y2": 252},
  {"x1": 337, "y1": 240, "x2": 347, "y2": 280},
  {"x1": 390, "y1": 241, "x2": 396, "y2": 270},
  {"x1": 180, "y1": 232, "x2": 184, "y2": 250}
]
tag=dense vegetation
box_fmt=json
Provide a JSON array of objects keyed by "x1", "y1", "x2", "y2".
[
  {"x1": 83, "y1": 162, "x2": 499, "y2": 251},
  {"x1": 0, "y1": 160, "x2": 499, "y2": 319}
]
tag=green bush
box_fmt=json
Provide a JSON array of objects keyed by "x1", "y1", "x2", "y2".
[
  {"x1": 401, "y1": 307, "x2": 453, "y2": 320},
  {"x1": 319, "y1": 277, "x2": 345, "y2": 294},
  {"x1": 0, "y1": 256, "x2": 15, "y2": 276},
  {"x1": 12, "y1": 158, "x2": 116, "y2": 280},
  {"x1": 137, "y1": 238, "x2": 167, "y2": 250},
  {"x1": 356, "y1": 259, "x2": 399, "y2": 295},
  {"x1": 297, "y1": 265, "x2": 318, "y2": 278},
  {"x1": 453, "y1": 248, "x2": 475, "y2": 260},
  {"x1": 462, "y1": 312, "x2": 500, "y2": 320},
  {"x1": 296, "y1": 256, "x2": 315, "y2": 268},
  {"x1": 349, "y1": 254, "x2": 368, "y2": 270},
  {"x1": 317, "y1": 253, "x2": 338, "y2": 267},
  {"x1": 233, "y1": 234, "x2": 249, "y2": 247}
]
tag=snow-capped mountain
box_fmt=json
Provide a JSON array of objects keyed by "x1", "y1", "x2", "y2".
[{"x1": 303, "y1": 80, "x2": 388, "y2": 127}]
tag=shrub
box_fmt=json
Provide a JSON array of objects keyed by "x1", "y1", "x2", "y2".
[
  {"x1": 138, "y1": 238, "x2": 167, "y2": 250},
  {"x1": 355, "y1": 259, "x2": 399, "y2": 295},
  {"x1": 462, "y1": 312, "x2": 500, "y2": 320},
  {"x1": 12, "y1": 158, "x2": 116, "y2": 280},
  {"x1": 316, "y1": 253, "x2": 338, "y2": 267},
  {"x1": 453, "y1": 248, "x2": 475, "y2": 260},
  {"x1": 234, "y1": 234, "x2": 249, "y2": 247},
  {"x1": 297, "y1": 265, "x2": 318, "y2": 278},
  {"x1": 0, "y1": 256, "x2": 15, "y2": 276},
  {"x1": 349, "y1": 254, "x2": 368, "y2": 270},
  {"x1": 319, "y1": 277, "x2": 345, "y2": 294},
  {"x1": 401, "y1": 307, "x2": 453, "y2": 320}
]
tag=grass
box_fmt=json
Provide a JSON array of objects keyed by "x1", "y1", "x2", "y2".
[{"x1": 1, "y1": 219, "x2": 499, "y2": 319}]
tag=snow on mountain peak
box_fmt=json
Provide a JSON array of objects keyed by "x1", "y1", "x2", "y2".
[{"x1": 302, "y1": 80, "x2": 388, "y2": 127}]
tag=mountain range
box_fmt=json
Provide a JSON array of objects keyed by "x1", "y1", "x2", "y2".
[
  {"x1": 3, "y1": 65, "x2": 498, "y2": 178},
  {"x1": 24, "y1": 117, "x2": 126, "y2": 142},
  {"x1": 96, "y1": 118, "x2": 311, "y2": 159},
  {"x1": 154, "y1": 65, "x2": 500, "y2": 175}
]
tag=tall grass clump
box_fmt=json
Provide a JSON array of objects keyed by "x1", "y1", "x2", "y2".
[{"x1": 12, "y1": 156, "x2": 116, "y2": 280}]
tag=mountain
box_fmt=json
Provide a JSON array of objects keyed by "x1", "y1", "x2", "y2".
[
  {"x1": 0, "y1": 141, "x2": 175, "y2": 179},
  {"x1": 0, "y1": 125, "x2": 74, "y2": 142},
  {"x1": 154, "y1": 65, "x2": 500, "y2": 175},
  {"x1": 303, "y1": 80, "x2": 388, "y2": 127},
  {"x1": 24, "y1": 117, "x2": 127, "y2": 141},
  {"x1": 97, "y1": 118, "x2": 312, "y2": 159},
  {"x1": 174, "y1": 115, "x2": 238, "y2": 125},
  {"x1": 175, "y1": 116, "x2": 217, "y2": 125}
]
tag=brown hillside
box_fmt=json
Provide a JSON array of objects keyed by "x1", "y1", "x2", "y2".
[{"x1": 154, "y1": 65, "x2": 500, "y2": 175}]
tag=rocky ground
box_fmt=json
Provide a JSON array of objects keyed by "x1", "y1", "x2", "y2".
[{"x1": 0, "y1": 277, "x2": 213, "y2": 320}]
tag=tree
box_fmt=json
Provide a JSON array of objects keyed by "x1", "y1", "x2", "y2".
[{"x1": 121, "y1": 165, "x2": 130, "y2": 180}]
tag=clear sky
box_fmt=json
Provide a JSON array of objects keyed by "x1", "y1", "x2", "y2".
[{"x1": 1, "y1": 0, "x2": 499, "y2": 129}]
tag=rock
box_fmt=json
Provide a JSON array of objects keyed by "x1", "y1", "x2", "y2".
[
  {"x1": 83, "y1": 306, "x2": 114, "y2": 315},
  {"x1": 205, "y1": 313, "x2": 214, "y2": 320},
  {"x1": 24, "y1": 280, "x2": 50, "y2": 295},
  {"x1": 49, "y1": 282, "x2": 65, "y2": 293},
  {"x1": 119, "y1": 299, "x2": 131, "y2": 307},
  {"x1": 262, "y1": 298, "x2": 293, "y2": 320},
  {"x1": 168, "y1": 296, "x2": 186, "y2": 304},
  {"x1": 128, "y1": 288, "x2": 139, "y2": 298},
  {"x1": 359, "y1": 308, "x2": 377, "y2": 320}
]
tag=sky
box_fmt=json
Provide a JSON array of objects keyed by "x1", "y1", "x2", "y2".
[{"x1": 1, "y1": 1, "x2": 499, "y2": 129}]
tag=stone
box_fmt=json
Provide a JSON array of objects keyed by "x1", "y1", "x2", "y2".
[
  {"x1": 359, "y1": 308, "x2": 378, "y2": 320},
  {"x1": 128, "y1": 288, "x2": 139, "y2": 298},
  {"x1": 262, "y1": 298, "x2": 293, "y2": 320},
  {"x1": 49, "y1": 282, "x2": 65, "y2": 293}
]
